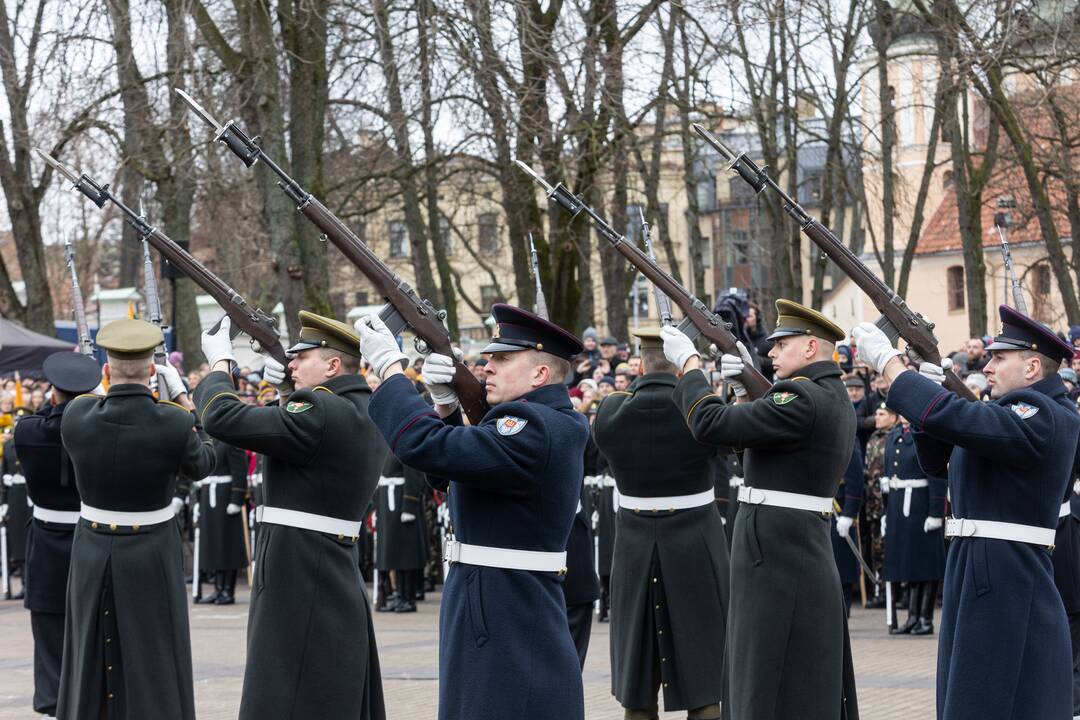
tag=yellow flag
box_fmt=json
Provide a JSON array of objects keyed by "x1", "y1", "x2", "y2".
[
  {"x1": 127, "y1": 301, "x2": 136, "y2": 319},
  {"x1": 14, "y1": 371, "x2": 23, "y2": 407}
]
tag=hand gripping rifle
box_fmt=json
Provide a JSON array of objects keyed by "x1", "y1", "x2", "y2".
[
  {"x1": 176, "y1": 89, "x2": 489, "y2": 425},
  {"x1": 35, "y1": 148, "x2": 290, "y2": 375},
  {"x1": 516, "y1": 159, "x2": 772, "y2": 400},
  {"x1": 692, "y1": 124, "x2": 976, "y2": 401},
  {"x1": 639, "y1": 208, "x2": 674, "y2": 327},
  {"x1": 63, "y1": 237, "x2": 95, "y2": 356},
  {"x1": 527, "y1": 233, "x2": 549, "y2": 320}
]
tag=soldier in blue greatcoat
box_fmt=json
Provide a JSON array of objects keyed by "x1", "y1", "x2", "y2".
[
  {"x1": 880, "y1": 418, "x2": 947, "y2": 635},
  {"x1": 854, "y1": 305, "x2": 1080, "y2": 720},
  {"x1": 357, "y1": 303, "x2": 590, "y2": 720}
]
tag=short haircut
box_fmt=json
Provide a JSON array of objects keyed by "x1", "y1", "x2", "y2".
[
  {"x1": 1019, "y1": 349, "x2": 1060, "y2": 379},
  {"x1": 535, "y1": 351, "x2": 571, "y2": 384},
  {"x1": 320, "y1": 347, "x2": 361, "y2": 375},
  {"x1": 107, "y1": 352, "x2": 154, "y2": 384},
  {"x1": 641, "y1": 347, "x2": 678, "y2": 375}
]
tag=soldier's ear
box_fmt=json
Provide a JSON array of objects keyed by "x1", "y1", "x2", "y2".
[{"x1": 103, "y1": 363, "x2": 111, "y2": 384}]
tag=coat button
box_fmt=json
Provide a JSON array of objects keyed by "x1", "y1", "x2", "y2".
[
  {"x1": 108, "y1": 693, "x2": 114, "y2": 699},
  {"x1": 337, "y1": 533, "x2": 344, "y2": 540},
  {"x1": 106, "y1": 638, "x2": 112, "y2": 644},
  {"x1": 132, "y1": 524, "x2": 140, "y2": 531},
  {"x1": 110, "y1": 523, "x2": 117, "y2": 531},
  {"x1": 91, "y1": 522, "x2": 98, "y2": 529},
  {"x1": 661, "y1": 657, "x2": 666, "y2": 663},
  {"x1": 652, "y1": 577, "x2": 657, "y2": 583},
  {"x1": 655, "y1": 604, "x2": 661, "y2": 610},
  {"x1": 104, "y1": 610, "x2": 109, "y2": 616},
  {"x1": 107, "y1": 665, "x2": 113, "y2": 672}
]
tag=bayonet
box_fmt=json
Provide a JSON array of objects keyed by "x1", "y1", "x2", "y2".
[
  {"x1": 639, "y1": 208, "x2": 673, "y2": 326},
  {"x1": 64, "y1": 237, "x2": 94, "y2": 356},
  {"x1": 527, "y1": 233, "x2": 549, "y2": 320},
  {"x1": 994, "y1": 205, "x2": 1028, "y2": 315}
]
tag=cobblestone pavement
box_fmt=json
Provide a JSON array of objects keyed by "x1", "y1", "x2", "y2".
[{"x1": 0, "y1": 579, "x2": 936, "y2": 718}]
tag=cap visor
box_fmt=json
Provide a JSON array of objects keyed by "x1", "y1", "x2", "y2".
[
  {"x1": 481, "y1": 341, "x2": 531, "y2": 355},
  {"x1": 765, "y1": 327, "x2": 807, "y2": 342},
  {"x1": 986, "y1": 338, "x2": 1029, "y2": 352},
  {"x1": 286, "y1": 340, "x2": 320, "y2": 354}
]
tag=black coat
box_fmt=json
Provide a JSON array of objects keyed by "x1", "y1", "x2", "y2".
[
  {"x1": 831, "y1": 446, "x2": 864, "y2": 586},
  {"x1": 197, "y1": 440, "x2": 249, "y2": 571},
  {"x1": 195, "y1": 370, "x2": 387, "y2": 720},
  {"x1": 889, "y1": 372, "x2": 1080, "y2": 720},
  {"x1": 13, "y1": 402, "x2": 81, "y2": 614},
  {"x1": 881, "y1": 424, "x2": 946, "y2": 583},
  {"x1": 374, "y1": 453, "x2": 429, "y2": 572},
  {"x1": 1, "y1": 438, "x2": 29, "y2": 560},
  {"x1": 672, "y1": 361, "x2": 858, "y2": 720},
  {"x1": 594, "y1": 373, "x2": 729, "y2": 711},
  {"x1": 369, "y1": 375, "x2": 589, "y2": 720},
  {"x1": 58, "y1": 384, "x2": 215, "y2": 720},
  {"x1": 562, "y1": 481, "x2": 600, "y2": 607},
  {"x1": 584, "y1": 438, "x2": 616, "y2": 576}
]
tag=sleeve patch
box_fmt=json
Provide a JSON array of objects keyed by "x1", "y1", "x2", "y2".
[
  {"x1": 772, "y1": 391, "x2": 799, "y2": 405},
  {"x1": 286, "y1": 400, "x2": 314, "y2": 414},
  {"x1": 496, "y1": 416, "x2": 528, "y2": 436},
  {"x1": 1009, "y1": 402, "x2": 1039, "y2": 419}
]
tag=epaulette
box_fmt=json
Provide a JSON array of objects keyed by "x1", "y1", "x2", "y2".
[
  {"x1": 790, "y1": 376, "x2": 810, "y2": 382},
  {"x1": 200, "y1": 391, "x2": 240, "y2": 415},
  {"x1": 312, "y1": 385, "x2": 335, "y2": 394},
  {"x1": 685, "y1": 393, "x2": 714, "y2": 426},
  {"x1": 607, "y1": 390, "x2": 633, "y2": 398},
  {"x1": 157, "y1": 399, "x2": 191, "y2": 413},
  {"x1": 73, "y1": 393, "x2": 103, "y2": 402}
]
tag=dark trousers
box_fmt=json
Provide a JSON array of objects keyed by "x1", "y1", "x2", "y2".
[
  {"x1": 567, "y1": 602, "x2": 593, "y2": 669},
  {"x1": 1071, "y1": 612, "x2": 1080, "y2": 716},
  {"x1": 31, "y1": 611, "x2": 64, "y2": 715}
]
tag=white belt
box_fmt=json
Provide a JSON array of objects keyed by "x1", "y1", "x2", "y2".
[
  {"x1": 2, "y1": 473, "x2": 25, "y2": 486},
  {"x1": 196, "y1": 476, "x2": 232, "y2": 508},
  {"x1": 737, "y1": 485, "x2": 833, "y2": 514},
  {"x1": 33, "y1": 506, "x2": 81, "y2": 525},
  {"x1": 600, "y1": 475, "x2": 617, "y2": 488},
  {"x1": 583, "y1": 475, "x2": 603, "y2": 488},
  {"x1": 889, "y1": 477, "x2": 929, "y2": 517},
  {"x1": 249, "y1": 472, "x2": 263, "y2": 487},
  {"x1": 729, "y1": 476, "x2": 744, "y2": 488},
  {"x1": 378, "y1": 476, "x2": 406, "y2": 511},
  {"x1": 945, "y1": 517, "x2": 1056, "y2": 547},
  {"x1": 1061, "y1": 501, "x2": 1072, "y2": 519},
  {"x1": 80, "y1": 502, "x2": 175, "y2": 528},
  {"x1": 444, "y1": 539, "x2": 566, "y2": 573},
  {"x1": 619, "y1": 489, "x2": 715, "y2": 512},
  {"x1": 256, "y1": 505, "x2": 361, "y2": 539}
]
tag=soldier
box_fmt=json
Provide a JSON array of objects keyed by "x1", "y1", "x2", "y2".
[
  {"x1": 1056, "y1": 458, "x2": 1080, "y2": 717},
  {"x1": 563, "y1": 459, "x2": 601, "y2": 667},
  {"x1": 663, "y1": 299, "x2": 858, "y2": 720},
  {"x1": 194, "y1": 311, "x2": 387, "y2": 719},
  {"x1": 832, "y1": 445, "x2": 864, "y2": 612},
  {"x1": 853, "y1": 304, "x2": 1080, "y2": 719},
  {"x1": 593, "y1": 327, "x2": 729, "y2": 720},
  {"x1": 1, "y1": 407, "x2": 33, "y2": 600},
  {"x1": 57, "y1": 319, "x2": 215, "y2": 720},
  {"x1": 193, "y1": 438, "x2": 249, "y2": 605},
  {"x1": 592, "y1": 443, "x2": 616, "y2": 622},
  {"x1": 374, "y1": 452, "x2": 429, "y2": 613},
  {"x1": 13, "y1": 352, "x2": 100, "y2": 718},
  {"x1": 356, "y1": 304, "x2": 590, "y2": 720},
  {"x1": 880, "y1": 416, "x2": 946, "y2": 635}
]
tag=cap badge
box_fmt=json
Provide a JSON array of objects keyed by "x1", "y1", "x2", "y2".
[
  {"x1": 1009, "y1": 402, "x2": 1038, "y2": 419},
  {"x1": 496, "y1": 416, "x2": 528, "y2": 436},
  {"x1": 492, "y1": 324, "x2": 501, "y2": 339}
]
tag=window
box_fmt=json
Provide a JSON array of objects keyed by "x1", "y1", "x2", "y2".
[
  {"x1": 480, "y1": 285, "x2": 502, "y2": 310},
  {"x1": 947, "y1": 265, "x2": 965, "y2": 311},
  {"x1": 1036, "y1": 264, "x2": 1051, "y2": 295},
  {"x1": 478, "y1": 213, "x2": 499, "y2": 254},
  {"x1": 388, "y1": 220, "x2": 408, "y2": 258},
  {"x1": 942, "y1": 170, "x2": 953, "y2": 189},
  {"x1": 438, "y1": 216, "x2": 453, "y2": 256}
]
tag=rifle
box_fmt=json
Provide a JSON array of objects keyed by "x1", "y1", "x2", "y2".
[
  {"x1": 993, "y1": 205, "x2": 1028, "y2": 315},
  {"x1": 140, "y1": 200, "x2": 169, "y2": 366},
  {"x1": 63, "y1": 238, "x2": 95, "y2": 356},
  {"x1": 527, "y1": 233, "x2": 549, "y2": 320},
  {"x1": 35, "y1": 148, "x2": 290, "y2": 373},
  {"x1": 693, "y1": 124, "x2": 976, "y2": 401},
  {"x1": 515, "y1": 159, "x2": 772, "y2": 400},
  {"x1": 176, "y1": 89, "x2": 489, "y2": 425},
  {"x1": 639, "y1": 208, "x2": 674, "y2": 327}
]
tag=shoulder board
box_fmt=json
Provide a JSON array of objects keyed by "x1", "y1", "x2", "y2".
[
  {"x1": 157, "y1": 399, "x2": 191, "y2": 413},
  {"x1": 607, "y1": 390, "x2": 633, "y2": 398},
  {"x1": 312, "y1": 385, "x2": 334, "y2": 394},
  {"x1": 73, "y1": 393, "x2": 103, "y2": 402},
  {"x1": 789, "y1": 376, "x2": 810, "y2": 382}
]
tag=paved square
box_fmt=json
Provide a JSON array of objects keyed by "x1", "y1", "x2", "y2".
[{"x1": 0, "y1": 580, "x2": 936, "y2": 718}]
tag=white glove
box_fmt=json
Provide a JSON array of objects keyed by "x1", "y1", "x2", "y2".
[
  {"x1": 154, "y1": 364, "x2": 187, "y2": 401},
  {"x1": 851, "y1": 322, "x2": 902, "y2": 374},
  {"x1": 720, "y1": 341, "x2": 755, "y2": 397},
  {"x1": 401, "y1": 512, "x2": 416, "y2": 523},
  {"x1": 661, "y1": 326, "x2": 699, "y2": 371},
  {"x1": 354, "y1": 314, "x2": 408, "y2": 378},
  {"x1": 422, "y1": 350, "x2": 462, "y2": 408},
  {"x1": 918, "y1": 358, "x2": 954, "y2": 386},
  {"x1": 881, "y1": 516, "x2": 887, "y2": 537},
  {"x1": 924, "y1": 516, "x2": 943, "y2": 533},
  {"x1": 201, "y1": 315, "x2": 237, "y2": 369},
  {"x1": 171, "y1": 497, "x2": 185, "y2": 515},
  {"x1": 193, "y1": 502, "x2": 200, "y2": 526},
  {"x1": 262, "y1": 354, "x2": 294, "y2": 400},
  {"x1": 226, "y1": 503, "x2": 242, "y2": 516},
  {"x1": 835, "y1": 515, "x2": 853, "y2": 539},
  {"x1": 0, "y1": 503, "x2": 7, "y2": 520}
]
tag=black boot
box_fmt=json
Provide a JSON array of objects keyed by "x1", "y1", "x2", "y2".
[
  {"x1": 599, "y1": 575, "x2": 610, "y2": 623},
  {"x1": 198, "y1": 571, "x2": 223, "y2": 604},
  {"x1": 395, "y1": 570, "x2": 417, "y2": 613},
  {"x1": 912, "y1": 581, "x2": 938, "y2": 635},
  {"x1": 216, "y1": 570, "x2": 237, "y2": 605},
  {"x1": 893, "y1": 582, "x2": 923, "y2": 635}
]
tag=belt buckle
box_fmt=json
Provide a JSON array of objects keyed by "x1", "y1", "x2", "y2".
[{"x1": 444, "y1": 538, "x2": 461, "y2": 565}]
